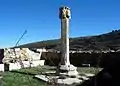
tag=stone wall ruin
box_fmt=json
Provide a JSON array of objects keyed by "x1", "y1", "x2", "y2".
[{"x1": 0, "y1": 48, "x2": 46, "y2": 64}]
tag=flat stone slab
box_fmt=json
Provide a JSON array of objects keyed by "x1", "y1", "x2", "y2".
[
  {"x1": 35, "y1": 72, "x2": 94, "y2": 85},
  {"x1": 84, "y1": 73, "x2": 94, "y2": 77},
  {"x1": 35, "y1": 75, "x2": 49, "y2": 82},
  {"x1": 35, "y1": 74, "x2": 82, "y2": 85},
  {"x1": 57, "y1": 78, "x2": 82, "y2": 85}
]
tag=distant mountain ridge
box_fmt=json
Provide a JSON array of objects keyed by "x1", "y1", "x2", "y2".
[{"x1": 14, "y1": 29, "x2": 120, "y2": 51}]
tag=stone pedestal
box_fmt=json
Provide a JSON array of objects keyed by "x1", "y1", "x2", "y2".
[{"x1": 58, "y1": 64, "x2": 78, "y2": 76}]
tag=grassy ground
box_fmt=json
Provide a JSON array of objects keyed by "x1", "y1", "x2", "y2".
[
  {"x1": 1, "y1": 66, "x2": 102, "y2": 86},
  {"x1": 77, "y1": 67, "x2": 102, "y2": 74}
]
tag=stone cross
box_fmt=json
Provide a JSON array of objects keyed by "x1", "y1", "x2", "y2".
[{"x1": 58, "y1": 6, "x2": 78, "y2": 76}]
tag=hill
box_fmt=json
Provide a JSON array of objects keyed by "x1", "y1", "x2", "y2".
[{"x1": 14, "y1": 29, "x2": 120, "y2": 51}]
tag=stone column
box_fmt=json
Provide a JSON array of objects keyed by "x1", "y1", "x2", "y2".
[
  {"x1": 60, "y1": 9, "x2": 70, "y2": 66},
  {"x1": 58, "y1": 6, "x2": 78, "y2": 76}
]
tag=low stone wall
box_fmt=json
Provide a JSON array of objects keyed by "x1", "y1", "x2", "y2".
[
  {"x1": 41, "y1": 52, "x2": 120, "y2": 67},
  {"x1": 0, "y1": 64, "x2": 4, "y2": 71},
  {"x1": 0, "y1": 60, "x2": 45, "y2": 72}
]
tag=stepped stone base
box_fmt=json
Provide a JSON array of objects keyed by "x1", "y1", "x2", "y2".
[{"x1": 57, "y1": 64, "x2": 78, "y2": 76}]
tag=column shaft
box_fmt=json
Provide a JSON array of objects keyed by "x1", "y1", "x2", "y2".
[{"x1": 61, "y1": 18, "x2": 70, "y2": 66}]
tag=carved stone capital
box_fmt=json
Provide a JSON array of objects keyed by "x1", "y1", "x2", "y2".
[{"x1": 59, "y1": 6, "x2": 71, "y2": 19}]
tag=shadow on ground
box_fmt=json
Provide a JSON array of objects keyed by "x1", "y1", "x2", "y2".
[
  {"x1": 10, "y1": 70, "x2": 36, "y2": 76},
  {"x1": 77, "y1": 55, "x2": 120, "y2": 86}
]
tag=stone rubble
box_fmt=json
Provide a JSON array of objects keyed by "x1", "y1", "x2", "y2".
[{"x1": 2, "y1": 48, "x2": 45, "y2": 64}]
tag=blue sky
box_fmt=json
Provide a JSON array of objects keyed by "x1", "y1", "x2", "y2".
[{"x1": 0, "y1": 0, "x2": 120, "y2": 48}]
